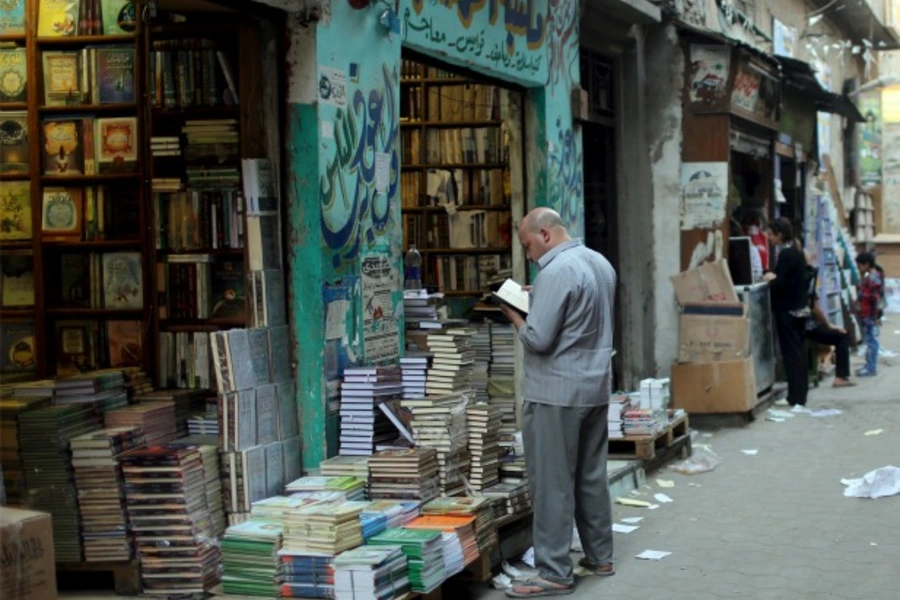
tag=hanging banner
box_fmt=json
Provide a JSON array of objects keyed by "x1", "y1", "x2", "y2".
[{"x1": 858, "y1": 92, "x2": 883, "y2": 186}]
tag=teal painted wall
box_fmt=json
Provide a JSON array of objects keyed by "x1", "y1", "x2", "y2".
[{"x1": 286, "y1": 0, "x2": 583, "y2": 468}]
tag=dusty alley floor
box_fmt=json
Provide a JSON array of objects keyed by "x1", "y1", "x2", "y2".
[{"x1": 472, "y1": 318, "x2": 900, "y2": 600}]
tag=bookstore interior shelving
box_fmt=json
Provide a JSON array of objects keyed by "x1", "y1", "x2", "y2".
[{"x1": 399, "y1": 57, "x2": 517, "y2": 304}]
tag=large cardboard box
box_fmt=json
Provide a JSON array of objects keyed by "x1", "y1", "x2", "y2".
[
  {"x1": 671, "y1": 358, "x2": 757, "y2": 413},
  {"x1": 678, "y1": 315, "x2": 751, "y2": 362},
  {"x1": 670, "y1": 259, "x2": 740, "y2": 304},
  {"x1": 0, "y1": 508, "x2": 57, "y2": 600}
]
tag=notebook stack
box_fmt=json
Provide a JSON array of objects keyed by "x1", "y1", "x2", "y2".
[
  {"x1": 71, "y1": 427, "x2": 146, "y2": 561},
  {"x1": 120, "y1": 446, "x2": 221, "y2": 595},
  {"x1": 466, "y1": 403, "x2": 503, "y2": 491},
  {"x1": 135, "y1": 389, "x2": 209, "y2": 437},
  {"x1": 333, "y1": 545, "x2": 411, "y2": 600},
  {"x1": 399, "y1": 354, "x2": 430, "y2": 399},
  {"x1": 339, "y1": 367, "x2": 403, "y2": 456},
  {"x1": 425, "y1": 328, "x2": 475, "y2": 396},
  {"x1": 401, "y1": 393, "x2": 470, "y2": 496},
  {"x1": 0, "y1": 394, "x2": 52, "y2": 507},
  {"x1": 608, "y1": 394, "x2": 632, "y2": 440},
  {"x1": 368, "y1": 528, "x2": 445, "y2": 593},
  {"x1": 281, "y1": 502, "x2": 367, "y2": 555},
  {"x1": 286, "y1": 476, "x2": 367, "y2": 501},
  {"x1": 481, "y1": 481, "x2": 532, "y2": 519},
  {"x1": 220, "y1": 520, "x2": 284, "y2": 597},
  {"x1": 470, "y1": 322, "x2": 492, "y2": 403},
  {"x1": 54, "y1": 370, "x2": 130, "y2": 413},
  {"x1": 19, "y1": 403, "x2": 101, "y2": 561},
  {"x1": 367, "y1": 448, "x2": 441, "y2": 502},
  {"x1": 104, "y1": 402, "x2": 178, "y2": 446},
  {"x1": 488, "y1": 323, "x2": 516, "y2": 446},
  {"x1": 622, "y1": 408, "x2": 664, "y2": 437},
  {"x1": 279, "y1": 553, "x2": 334, "y2": 599},
  {"x1": 422, "y1": 496, "x2": 496, "y2": 555}
]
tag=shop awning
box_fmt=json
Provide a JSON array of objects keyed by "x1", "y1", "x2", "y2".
[{"x1": 777, "y1": 56, "x2": 865, "y2": 123}]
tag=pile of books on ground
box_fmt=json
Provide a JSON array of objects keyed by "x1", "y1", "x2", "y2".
[
  {"x1": 622, "y1": 408, "x2": 665, "y2": 437},
  {"x1": 368, "y1": 448, "x2": 441, "y2": 502},
  {"x1": 422, "y1": 496, "x2": 497, "y2": 555},
  {"x1": 466, "y1": 403, "x2": 502, "y2": 490},
  {"x1": 368, "y1": 528, "x2": 445, "y2": 593},
  {"x1": 220, "y1": 520, "x2": 284, "y2": 597},
  {"x1": 334, "y1": 545, "x2": 412, "y2": 600},
  {"x1": 481, "y1": 481, "x2": 532, "y2": 519},
  {"x1": 401, "y1": 393, "x2": 470, "y2": 496},
  {"x1": 19, "y1": 403, "x2": 101, "y2": 561},
  {"x1": 608, "y1": 394, "x2": 632, "y2": 440},
  {"x1": 71, "y1": 427, "x2": 145, "y2": 561},
  {"x1": 120, "y1": 445, "x2": 221, "y2": 595},
  {"x1": 339, "y1": 367, "x2": 403, "y2": 455}
]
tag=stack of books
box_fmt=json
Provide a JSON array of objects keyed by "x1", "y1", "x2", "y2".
[
  {"x1": 334, "y1": 545, "x2": 411, "y2": 600},
  {"x1": 422, "y1": 496, "x2": 497, "y2": 555},
  {"x1": 425, "y1": 328, "x2": 475, "y2": 396},
  {"x1": 220, "y1": 520, "x2": 284, "y2": 597},
  {"x1": 121, "y1": 369, "x2": 154, "y2": 400},
  {"x1": 622, "y1": 408, "x2": 664, "y2": 437},
  {"x1": 286, "y1": 476, "x2": 367, "y2": 502},
  {"x1": 0, "y1": 394, "x2": 52, "y2": 507},
  {"x1": 608, "y1": 394, "x2": 632, "y2": 440},
  {"x1": 120, "y1": 446, "x2": 221, "y2": 595},
  {"x1": 187, "y1": 413, "x2": 219, "y2": 436},
  {"x1": 403, "y1": 289, "x2": 445, "y2": 331},
  {"x1": 401, "y1": 393, "x2": 470, "y2": 496},
  {"x1": 399, "y1": 354, "x2": 430, "y2": 399},
  {"x1": 439, "y1": 531, "x2": 466, "y2": 578},
  {"x1": 168, "y1": 439, "x2": 227, "y2": 537},
  {"x1": 54, "y1": 370, "x2": 129, "y2": 413},
  {"x1": 279, "y1": 553, "x2": 334, "y2": 599},
  {"x1": 470, "y1": 322, "x2": 492, "y2": 402},
  {"x1": 339, "y1": 367, "x2": 403, "y2": 455},
  {"x1": 251, "y1": 496, "x2": 309, "y2": 522},
  {"x1": 361, "y1": 500, "x2": 421, "y2": 530},
  {"x1": 281, "y1": 502, "x2": 366, "y2": 555},
  {"x1": 499, "y1": 455, "x2": 528, "y2": 484},
  {"x1": 19, "y1": 404, "x2": 100, "y2": 561},
  {"x1": 71, "y1": 427, "x2": 146, "y2": 561},
  {"x1": 135, "y1": 389, "x2": 209, "y2": 437},
  {"x1": 320, "y1": 455, "x2": 370, "y2": 480},
  {"x1": 104, "y1": 402, "x2": 178, "y2": 446},
  {"x1": 368, "y1": 528, "x2": 445, "y2": 593},
  {"x1": 406, "y1": 514, "x2": 479, "y2": 568},
  {"x1": 466, "y1": 403, "x2": 502, "y2": 490},
  {"x1": 482, "y1": 481, "x2": 532, "y2": 518},
  {"x1": 488, "y1": 323, "x2": 516, "y2": 446},
  {"x1": 368, "y1": 448, "x2": 441, "y2": 501}
]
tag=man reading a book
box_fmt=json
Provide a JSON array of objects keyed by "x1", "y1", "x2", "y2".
[{"x1": 499, "y1": 207, "x2": 617, "y2": 597}]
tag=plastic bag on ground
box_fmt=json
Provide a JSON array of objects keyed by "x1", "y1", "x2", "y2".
[
  {"x1": 841, "y1": 466, "x2": 900, "y2": 499},
  {"x1": 669, "y1": 446, "x2": 720, "y2": 475}
]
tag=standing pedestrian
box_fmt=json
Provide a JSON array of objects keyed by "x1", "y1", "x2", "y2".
[
  {"x1": 499, "y1": 207, "x2": 617, "y2": 597},
  {"x1": 855, "y1": 252, "x2": 883, "y2": 377}
]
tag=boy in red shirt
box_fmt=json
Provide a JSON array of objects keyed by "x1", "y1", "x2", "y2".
[{"x1": 855, "y1": 252, "x2": 883, "y2": 377}]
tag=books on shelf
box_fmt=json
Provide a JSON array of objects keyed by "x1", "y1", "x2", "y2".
[
  {"x1": 0, "y1": 46, "x2": 27, "y2": 103},
  {"x1": 0, "y1": 113, "x2": 29, "y2": 175},
  {"x1": 42, "y1": 46, "x2": 135, "y2": 106},
  {"x1": 1, "y1": 254, "x2": 35, "y2": 308},
  {"x1": 0, "y1": 321, "x2": 37, "y2": 382},
  {"x1": 37, "y1": 0, "x2": 137, "y2": 37},
  {"x1": 41, "y1": 116, "x2": 139, "y2": 176},
  {"x1": 0, "y1": 0, "x2": 26, "y2": 36}
]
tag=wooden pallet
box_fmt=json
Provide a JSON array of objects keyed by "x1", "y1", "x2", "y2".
[
  {"x1": 56, "y1": 560, "x2": 141, "y2": 596},
  {"x1": 607, "y1": 412, "x2": 690, "y2": 461}
]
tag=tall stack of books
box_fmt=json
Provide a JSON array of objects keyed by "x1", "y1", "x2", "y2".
[
  {"x1": 622, "y1": 408, "x2": 664, "y2": 437},
  {"x1": 105, "y1": 402, "x2": 178, "y2": 446},
  {"x1": 608, "y1": 394, "x2": 632, "y2": 440},
  {"x1": 425, "y1": 328, "x2": 475, "y2": 396},
  {"x1": 368, "y1": 448, "x2": 441, "y2": 502},
  {"x1": 120, "y1": 446, "x2": 221, "y2": 595},
  {"x1": 0, "y1": 394, "x2": 52, "y2": 507},
  {"x1": 71, "y1": 427, "x2": 146, "y2": 561},
  {"x1": 54, "y1": 370, "x2": 130, "y2": 413},
  {"x1": 466, "y1": 403, "x2": 502, "y2": 491},
  {"x1": 220, "y1": 520, "x2": 284, "y2": 597},
  {"x1": 334, "y1": 545, "x2": 411, "y2": 600},
  {"x1": 286, "y1": 476, "x2": 367, "y2": 502},
  {"x1": 488, "y1": 323, "x2": 516, "y2": 446},
  {"x1": 279, "y1": 553, "x2": 334, "y2": 599},
  {"x1": 481, "y1": 481, "x2": 532, "y2": 519},
  {"x1": 422, "y1": 496, "x2": 497, "y2": 555},
  {"x1": 338, "y1": 367, "x2": 403, "y2": 455},
  {"x1": 368, "y1": 528, "x2": 445, "y2": 593},
  {"x1": 19, "y1": 404, "x2": 101, "y2": 561},
  {"x1": 399, "y1": 354, "x2": 430, "y2": 399},
  {"x1": 168, "y1": 439, "x2": 227, "y2": 537},
  {"x1": 470, "y1": 322, "x2": 492, "y2": 402},
  {"x1": 401, "y1": 393, "x2": 469, "y2": 496}
]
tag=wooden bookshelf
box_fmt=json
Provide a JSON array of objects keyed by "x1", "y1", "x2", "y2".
[{"x1": 399, "y1": 58, "x2": 513, "y2": 296}]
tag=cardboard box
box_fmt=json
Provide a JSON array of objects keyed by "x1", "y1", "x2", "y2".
[
  {"x1": 671, "y1": 358, "x2": 757, "y2": 413},
  {"x1": 671, "y1": 259, "x2": 739, "y2": 304},
  {"x1": 0, "y1": 508, "x2": 56, "y2": 600},
  {"x1": 678, "y1": 315, "x2": 751, "y2": 362}
]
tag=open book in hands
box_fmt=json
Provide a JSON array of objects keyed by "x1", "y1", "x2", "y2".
[{"x1": 492, "y1": 279, "x2": 529, "y2": 315}]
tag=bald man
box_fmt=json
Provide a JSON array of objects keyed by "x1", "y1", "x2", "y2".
[{"x1": 500, "y1": 208, "x2": 617, "y2": 597}]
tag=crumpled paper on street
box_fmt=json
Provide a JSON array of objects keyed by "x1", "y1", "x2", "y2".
[
  {"x1": 670, "y1": 446, "x2": 720, "y2": 475},
  {"x1": 841, "y1": 466, "x2": 900, "y2": 499}
]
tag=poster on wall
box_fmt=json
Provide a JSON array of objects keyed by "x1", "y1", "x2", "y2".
[
  {"x1": 361, "y1": 253, "x2": 399, "y2": 363},
  {"x1": 318, "y1": 66, "x2": 348, "y2": 108},
  {"x1": 772, "y1": 19, "x2": 797, "y2": 58},
  {"x1": 681, "y1": 162, "x2": 728, "y2": 231},
  {"x1": 859, "y1": 92, "x2": 883, "y2": 186},
  {"x1": 689, "y1": 44, "x2": 730, "y2": 106}
]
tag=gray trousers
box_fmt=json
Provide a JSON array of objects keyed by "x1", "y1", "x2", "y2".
[{"x1": 522, "y1": 401, "x2": 613, "y2": 586}]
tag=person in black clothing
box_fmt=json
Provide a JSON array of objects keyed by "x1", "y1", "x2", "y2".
[
  {"x1": 806, "y1": 291, "x2": 854, "y2": 387},
  {"x1": 763, "y1": 218, "x2": 811, "y2": 406}
]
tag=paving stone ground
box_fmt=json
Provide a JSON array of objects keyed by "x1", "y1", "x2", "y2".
[{"x1": 471, "y1": 317, "x2": 900, "y2": 600}]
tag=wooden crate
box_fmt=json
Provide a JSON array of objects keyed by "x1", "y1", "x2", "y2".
[{"x1": 608, "y1": 412, "x2": 690, "y2": 461}]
